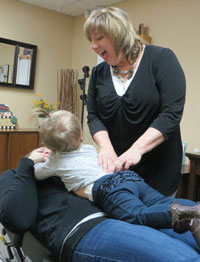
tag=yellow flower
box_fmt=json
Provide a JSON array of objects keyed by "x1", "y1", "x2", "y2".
[{"x1": 33, "y1": 95, "x2": 59, "y2": 113}]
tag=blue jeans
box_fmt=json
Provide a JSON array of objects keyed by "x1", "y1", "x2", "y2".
[
  {"x1": 72, "y1": 219, "x2": 200, "y2": 262},
  {"x1": 92, "y1": 171, "x2": 195, "y2": 228}
]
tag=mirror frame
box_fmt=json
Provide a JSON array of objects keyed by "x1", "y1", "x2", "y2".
[{"x1": 0, "y1": 37, "x2": 37, "y2": 90}]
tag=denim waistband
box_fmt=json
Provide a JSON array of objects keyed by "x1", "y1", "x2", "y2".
[{"x1": 93, "y1": 170, "x2": 142, "y2": 195}]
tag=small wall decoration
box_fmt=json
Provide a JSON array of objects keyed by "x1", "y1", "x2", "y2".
[
  {"x1": 138, "y1": 23, "x2": 152, "y2": 44},
  {"x1": 0, "y1": 64, "x2": 9, "y2": 83}
]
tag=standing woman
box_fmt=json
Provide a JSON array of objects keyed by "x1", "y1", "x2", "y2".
[{"x1": 84, "y1": 7, "x2": 186, "y2": 196}]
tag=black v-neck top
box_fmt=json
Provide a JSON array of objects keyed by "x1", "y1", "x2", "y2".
[{"x1": 87, "y1": 45, "x2": 186, "y2": 196}]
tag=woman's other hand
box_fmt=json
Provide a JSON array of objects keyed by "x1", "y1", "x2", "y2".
[
  {"x1": 112, "y1": 127, "x2": 165, "y2": 171},
  {"x1": 113, "y1": 148, "x2": 142, "y2": 171},
  {"x1": 27, "y1": 147, "x2": 51, "y2": 163}
]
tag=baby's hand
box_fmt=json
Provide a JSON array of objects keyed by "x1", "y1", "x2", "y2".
[
  {"x1": 42, "y1": 148, "x2": 51, "y2": 161},
  {"x1": 28, "y1": 147, "x2": 51, "y2": 163}
]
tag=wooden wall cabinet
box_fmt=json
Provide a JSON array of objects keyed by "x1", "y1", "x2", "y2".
[{"x1": 0, "y1": 129, "x2": 39, "y2": 174}]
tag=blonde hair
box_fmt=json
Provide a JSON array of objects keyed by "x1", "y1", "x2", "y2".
[
  {"x1": 84, "y1": 6, "x2": 142, "y2": 61},
  {"x1": 39, "y1": 110, "x2": 81, "y2": 152}
]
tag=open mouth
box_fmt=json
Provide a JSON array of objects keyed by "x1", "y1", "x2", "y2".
[{"x1": 99, "y1": 50, "x2": 107, "y2": 59}]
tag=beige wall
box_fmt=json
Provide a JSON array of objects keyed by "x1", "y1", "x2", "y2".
[
  {"x1": 72, "y1": 0, "x2": 200, "y2": 154},
  {"x1": 0, "y1": 0, "x2": 74, "y2": 128},
  {"x1": 0, "y1": 0, "x2": 200, "y2": 154}
]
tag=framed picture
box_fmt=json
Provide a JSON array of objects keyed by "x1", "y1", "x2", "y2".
[
  {"x1": 0, "y1": 37, "x2": 37, "y2": 89},
  {"x1": 0, "y1": 64, "x2": 9, "y2": 83}
]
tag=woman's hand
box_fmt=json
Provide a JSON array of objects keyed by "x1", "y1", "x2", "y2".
[
  {"x1": 99, "y1": 147, "x2": 118, "y2": 173},
  {"x1": 112, "y1": 148, "x2": 142, "y2": 171},
  {"x1": 112, "y1": 127, "x2": 165, "y2": 171},
  {"x1": 27, "y1": 147, "x2": 51, "y2": 163}
]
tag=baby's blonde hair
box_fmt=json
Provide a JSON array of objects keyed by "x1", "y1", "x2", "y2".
[{"x1": 39, "y1": 110, "x2": 81, "y2": 152}]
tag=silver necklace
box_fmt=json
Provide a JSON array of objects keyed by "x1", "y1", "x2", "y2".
[
  {"x1": 112, "y1": 41, "x2": 142, "y2": 80},
  {"x1": 112, "y1": 62, "x2": 136, "y2": 80}
]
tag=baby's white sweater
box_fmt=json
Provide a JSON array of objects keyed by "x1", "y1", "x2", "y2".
[{"x1": 34, "y1": 144, "x2": 106, "y2": 192}]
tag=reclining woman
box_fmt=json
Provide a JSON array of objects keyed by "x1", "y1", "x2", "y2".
[{"x1": 1, "y1": 146, "x2": 200, "y2": 262}]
